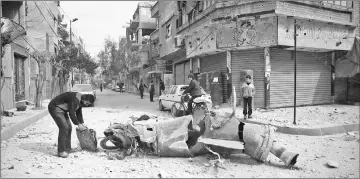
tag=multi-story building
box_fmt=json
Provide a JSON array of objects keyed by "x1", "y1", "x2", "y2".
[
  {"x1": 126, "y1": 2, "x2": 157, "y2": 93},
  {"x1": 150, "y1": 1, "x2": 183, "y2": 94},
  {"x1": 1, "y1": 1, "x2": 28, "y2": 110},
  {"x1": 26, "y1": 1, "x2": 61, "y2": 101},
  {"x1": 1, "y1": 1, "x2": 63, "y2": 110},
  {"x1": 153, "y1": 0, "x2": 359, "y2": 108}
]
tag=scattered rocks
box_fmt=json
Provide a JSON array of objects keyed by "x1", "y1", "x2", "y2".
[
  {"x1": 17, "y1": 135, "x2": 29, "y2": 139},
  {"x1": 158, "y1": 170, "x2": 169, "y2": 178},
  {"x1": 326, "y1": 160, "x2": 339, "y2": 168}
]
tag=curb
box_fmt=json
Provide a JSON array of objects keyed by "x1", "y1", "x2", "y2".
[
  {"x1": 1, "y1": 109, "x2": 49, "y2": 141},
  {"x1": 243, "y1": 119, "x2": 359, "y2": 136}
]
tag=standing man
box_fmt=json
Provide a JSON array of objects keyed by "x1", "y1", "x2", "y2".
[
  {"x1": 182, "y1": 73, "x2": 203, "y2": 115},
  {"x1": 241, "y1": 75, "x2": 256, "y2": 119},
  {"x1": 149, "y1": 80, "x2": 155, "y2": 102},
  {"x1": 138, "y1": 79, "x2": 147, "y2": 99},
  {"x1": 48, "y1": 92, "x2": 95, "y2": 158},
  {"x1": 159, "y1": 78, "x2": 165, "y2": 96},
  {"x1": 100, "y1": 83, "x2": 103, "y2": 92}
]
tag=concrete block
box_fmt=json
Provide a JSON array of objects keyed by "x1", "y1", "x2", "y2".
[
  {"x1": 277, "y1": 127, "x2": 302, "y2": 135},
  {"x1": 300, "y1": 128, "x2": 322, "y2": 136},
  {"x1": 320, "y1": 126, "x2": 336, "y2": 136},
  {"x1": 343, "y1": 124, "x2": 360, "y2": 133}
]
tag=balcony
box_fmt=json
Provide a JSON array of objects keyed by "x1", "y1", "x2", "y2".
[
  {"x1": 150, "y1": 28, "x2": 159, "y2": 41},
  {"x1": 151, "y1": 1, "x2": 159, "y2": 18},
  {"x1": 130, "y1": 15, "x2": 140, "y2": 30}
]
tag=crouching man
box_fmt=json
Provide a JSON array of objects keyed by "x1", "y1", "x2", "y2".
[{"x1": 48, "y1": 92, "x2": 95, "y2": 158}]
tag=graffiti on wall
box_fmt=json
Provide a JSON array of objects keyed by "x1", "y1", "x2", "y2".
[
  {"x1": 216, "y1": 16, "x2": 277, "y2": 48},
  {"x1": 278, "y1": 16, "x2": 355, "y2": 50}
]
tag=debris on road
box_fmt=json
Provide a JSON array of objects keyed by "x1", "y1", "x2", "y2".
[
  {"x1": 17, "y1": 134, "x2": 29, "y2": 138},
  {"x1": 327, "y1": 160, "x2": 340, "y2": 168},
  {"x1": 158, "y1": 170, "x2": 170, "y2": 178}
]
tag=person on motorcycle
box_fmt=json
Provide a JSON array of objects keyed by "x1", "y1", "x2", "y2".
[
  {"x1": 182, "y1": 73, "x2": 203, "y2": 115},
  {"x1": 48, "y1": 92, "x2": 94, "y2": 158}
]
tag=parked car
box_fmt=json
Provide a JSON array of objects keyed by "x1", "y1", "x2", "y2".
[
  {"x1": 72, "y1": 84, "x2": 96, "y2": 107},
  {"x1": 157, "y1": 85, "x2": 208, "y2": 111}
]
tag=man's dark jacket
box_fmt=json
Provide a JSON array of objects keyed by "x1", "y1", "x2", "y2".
[
  {"x1": 183, "y1": 79, "x2": 203, "y2": 97},
  {"x1": 49, "y1": 92, "x2": 84, "y2": 125},
  {"x1": 150, "y1": 83, "x2": 155, "y2": 93},
  {"x1": 160, "y1": 81, "x2": 165, "y2": 91}
]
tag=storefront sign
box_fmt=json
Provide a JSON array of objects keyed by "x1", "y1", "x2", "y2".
[
  {"x1": 278, "y1": 16, "x2": 355, "y2": 51},
  {"x1": 216, "y1": 16, "x2": 277, "y2": 49}
]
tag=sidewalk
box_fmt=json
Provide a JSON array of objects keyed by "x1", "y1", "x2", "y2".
[
  {"x1": 1, "y1": 100, "x2": 50, "y2": 141},
  {"x1": 217, "y1": 104, "x2": 360, "y2": 136}
]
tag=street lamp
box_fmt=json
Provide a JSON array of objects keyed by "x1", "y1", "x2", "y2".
[{"x1": 70, "y1": 18, "x2": 78, "y2": 87}]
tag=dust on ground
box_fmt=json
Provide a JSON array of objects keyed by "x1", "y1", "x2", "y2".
[
  {"x1": 219, "y1": 104, "x2": 360, "y2": 128},
  {"x1": 1, "y1": 107, "x2": 359, "y2": 178}
]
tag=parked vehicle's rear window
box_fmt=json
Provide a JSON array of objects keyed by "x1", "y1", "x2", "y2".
[{"x1": 73, "y1": 85, "x2": 93, "y2": 91}]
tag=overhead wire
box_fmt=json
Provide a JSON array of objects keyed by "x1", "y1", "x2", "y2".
[{"x1": 33, "y1": 1, "x2": 59, "y2": 39}]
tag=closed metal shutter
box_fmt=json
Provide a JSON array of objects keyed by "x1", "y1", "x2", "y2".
[
  {"x1": 175, "y1": 63, "x2": 185, "y2": 85},
  {"x1": 270, "y1": 49, "x2": 331, "y2": 108},
  {"x1": 200, "y1": 52, "x2": 227, "y2": 103},
  {"x1": 184, "y1": 61, "x2": 191, "y2": 84},
  {"x1": 200, "y1": 52, "x2": 227, "y2": 73},
  {"x1": 231, "y1": 49, "x2": 265, "y2": 108}
]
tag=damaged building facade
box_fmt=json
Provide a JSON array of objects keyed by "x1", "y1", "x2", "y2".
[
  {"x1": 1, "y1": 1, "x2": 62, "y2": 110},
  {"x1": 151, "y1": 1, "x2": 359, "y2": 108},
  {"x1": 125, "y1": 2, "x2": 157, "y2": 94}
]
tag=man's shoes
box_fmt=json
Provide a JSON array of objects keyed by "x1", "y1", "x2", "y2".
[
  {"x1": 58, "y1": 151, "x2": 69, "y2": 158},
  {"x1": 244, "y1": 115, "x2": 247, "y2": 120},
  {"x1": 66, "y1": 148, "x2": 78, "y2": 153},
  {"x1": 248, "y1": 115, "x2": 253, "y2": 119}
]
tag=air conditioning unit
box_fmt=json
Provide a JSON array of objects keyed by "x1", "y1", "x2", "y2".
[{"x1": 174, "y1": 35, "x2": 185, "y2": 48}]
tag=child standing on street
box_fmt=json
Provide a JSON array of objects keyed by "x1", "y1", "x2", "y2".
[{"x1": 241, "y1": 75, "x2": 256, "y2": 119}]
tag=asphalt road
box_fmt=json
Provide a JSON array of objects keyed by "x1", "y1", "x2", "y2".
[{"x1": 93, "y1": 89, "x2": 164, "y2": 114}]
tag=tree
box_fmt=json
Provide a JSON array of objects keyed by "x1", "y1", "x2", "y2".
[
  {"x1": 30, "y1": 51, "x2": 53, "y2": 108},
  {"x1": 49, "y1": 42, "x2": 78, "y2": 98}
]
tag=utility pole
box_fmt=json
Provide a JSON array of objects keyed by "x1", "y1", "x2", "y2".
[
  {"x1": 293, "y1": 18, "x2": 297, "y2": 125},
  {"x1": 70, "y1": 18, "x2": 78, "y2": 87},
  {"x1": 0, "y1": 0, "x2": 3, "y2": 117}
]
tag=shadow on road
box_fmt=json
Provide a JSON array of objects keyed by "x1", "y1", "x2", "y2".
[{"x1": 19, "y1": 142, "x2": 58, "y2": 156}]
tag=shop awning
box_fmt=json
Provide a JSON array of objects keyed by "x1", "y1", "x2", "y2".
[{"x1": 146, "y1": 71, "x2": 162, "y2": 78}]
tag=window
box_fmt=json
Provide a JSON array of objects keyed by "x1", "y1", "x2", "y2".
[
  {"x1": 188, "y1": 9, "x2": 194, "y2": 22},
  {"x1": 166, "y1": 23, "x2": 172, "y2": 39},
  {"x1": 324, "y1": 1, "x2": 351, "y2": 7},
  {"x1": 170, "y1": 86, "x2": 177, "y2": 94}
]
